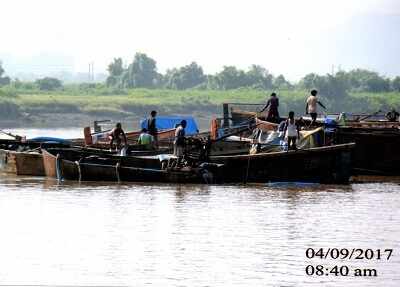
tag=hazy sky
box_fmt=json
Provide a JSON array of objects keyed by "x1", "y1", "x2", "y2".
[{"x1": 1, "y1": 0, "x2": 399, "y2": 80}]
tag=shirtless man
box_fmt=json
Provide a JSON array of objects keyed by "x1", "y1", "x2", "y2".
[{"x1": 109, "y1": 122, "x2": 127, "y2": 150}]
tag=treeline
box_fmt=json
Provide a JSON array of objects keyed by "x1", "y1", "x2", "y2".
[
  {"x1": 105, "y1": 53, "x2": 400, "y2": 96},
  {"x1": 2, "y1": 55, "x2": 400, "y2": 96},
  {"x1": 105, "y1": 53, "x2": 292, "y2": 90}
]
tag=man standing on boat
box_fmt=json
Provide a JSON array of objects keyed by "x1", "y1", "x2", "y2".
[
  {"x1": 109, "y1": 122, "x2": 127, "y2": 150},
  {"x1": 306, "y1": 89, "x2": 326, "y2": 126},
  {"x1": 283, "y1": 111, "x2": 300, "y2": 151},
  {"x1": 174, "y1": 120, "x2": 187, "y2": 164},
  {"x1": 147, "y1": 110, "x2": 158, "y2": 148},
  {"x1": 260, "y1": 92, "x2": 280, "y2": 123}
]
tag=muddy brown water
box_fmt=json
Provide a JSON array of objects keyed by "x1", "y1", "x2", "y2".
[{"x1": 0, "y1": 129, "x2": 399, "y2": 286}]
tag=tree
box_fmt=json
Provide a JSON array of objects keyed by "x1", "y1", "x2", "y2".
[
  {"x1": 273, "y1": 74, "x2": 292, "y2": 89},
  {"x1": 299, "y1": 72, "x2": 348, "y2": 99},
  {"x1": 164, "y1": 62, "x2": 206, "y2": 89},
  {"x1": 0, "y1": 62, "x2": 4, "y2": 77},
  {"x1": 363, "y1": 75, "x2": 390, "y2": 92},
  {"x1": 246, "y1": 65, "x2": 273, "y2": 89},
  {"x1": 106, "y1": 58, "x2": 125, "y2": 87},
  {"x1": 205, "y1": 75, "x2": 219, "y2": 90},
  {"x1": 299, "y1": 73, "x2": 326, "y2": 90},
  {"x1": 0, "y1": 76, "x2": 10, "y2": 86},
  {"x1": 392, "y1": 76, "x2": 400, "y2": 92},
  {"x1": 346, "y1": 69, "x2": 375, "y2": 90},
  {"x1": 346, "y1": 69, "x2": 390, "y2": 92},
  {"x1": 0, "y1": 61, "x2": 11, "y2": 87},
  {"x1": 215, "y1": 66, "x2": 248, "y2": 90},
  {"x1": 107, "y1": 58, "x2": 124, "y2": 77},
  {"x1": 35, "y1": 77, "x2": 63, "y2": 90},
  {"x1": 123, "y1": 53, "x2": 158, "y2": 88}
]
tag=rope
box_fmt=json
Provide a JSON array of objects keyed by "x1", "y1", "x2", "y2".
[
  {"x1": 115, "y1": 162, "x2": 121, "y2": 182},
  {"x1": 55, "y1": 154, "x2": 63, "y2": 182},
  {"x1": 75, "y1": 160, "x2": 82, "y2": 182},
  {"x1": 244, "y1": 155, "x2": 251, "y2": 184}
]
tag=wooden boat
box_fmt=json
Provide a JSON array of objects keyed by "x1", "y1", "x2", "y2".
[
  {"x1": 225, "y1": 105, "x2": 400, "y2": 176},
  {"x1": 338, "y1": 120, "x2": 400, "y2": 129},
  {"x1": 209, "y1": 143, "x2": 356, "y2": 184},
  {"x1": 43, "y1": 142, "x2": 355, "y2": 185},
  {"x1": 334, "y1": 127, "x2": 400, "y2": 175},
  {"x1": 0, "y1": 139, "x2": 71, "y2": 176},
  {"x1": 42, "y1": 147, "x2": 212, "y2": 183},
  {"x1": 228, "y1": 105, "x2": 400, "y2": 128},
  {"x1": 231, "y1": 108, "x2": 262, "y2": 124},
  {"x1": 42, "y1": 147, "x2": 113, "y2": 178},
  {"x1": 42, "y1": 148, "x2": 163, "y2": 179},
  {"x1": 0, "y1": 149, "x2": 44, "y2": 176},
  {"x1": 0, "y1": 138, "x2": 67, "y2": 150},
  {"x1": 83, "y1": 127, "x2": 176, "y2": 147},
  {"x1": 208, "y1": 139, "x2": 251, "y2": 156},
  {"x1": 61, "y1": 163, "x2": 206, "y2": 183},
  {"x1": 204, "y1": 117, "x2": 280, "y2": 156}
]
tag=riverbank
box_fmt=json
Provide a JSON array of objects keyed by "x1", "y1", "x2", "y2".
[{"x1": 1, "y1": 88, "x2": 399, "y2": 128}]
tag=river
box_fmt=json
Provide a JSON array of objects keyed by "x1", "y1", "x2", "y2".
[{"x1": 0, "y1": 129, "x2": 399, "y2": 286}]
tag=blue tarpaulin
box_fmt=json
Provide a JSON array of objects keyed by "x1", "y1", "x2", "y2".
[
  {"x1": 140, "y1": 116, "x2": 199, "y2": 135},
  {"x1": 324, "y1": 117, "x2": 337, "y2": 127},
  {"x1": 29, "y1": 137, "x2": 71, "y2": 144}
]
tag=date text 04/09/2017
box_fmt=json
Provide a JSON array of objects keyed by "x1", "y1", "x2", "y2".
[
  {"x1": 305, "y1": 248, "x2": 393, "y2": 260},
  {"x1": 306, "y1": 265, "x2": 378, "y2": 277}
]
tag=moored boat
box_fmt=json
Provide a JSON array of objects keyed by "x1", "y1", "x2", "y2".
[
  {"x1": 42, "y1": 147, "x2": 164, "y2": 180},
  {"x1": 42, "y1": 141, "x2": 355, "y2": 185},
  {"x1": 0, "y1": 149, "x2": 44, "y2": 176},
  {"x1": 209, "y1": 143, "x2": 356, "y2": 184},
  {"x1": 223, "y1": 104, "x2": 400, "y2": 176},
  {"x1": 83, "y1": 127, "x2": 176, "y2": 147},
  {"x1": 334, "y1": 127, "x2": 400, "y2": 175},
  {"x1": 42, "y1": 147, "x2": 116, "y2": 178},
  {"x1": 42, "y1": 147, "x2": 213, "y2": 183},
  {"x1": 0, "y1": 139, "x2": 70, "y2": 176}
]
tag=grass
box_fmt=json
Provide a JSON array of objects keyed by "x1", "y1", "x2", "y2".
[{"x1": 1, "y1": 86, "x2": 400, "y2": 121}]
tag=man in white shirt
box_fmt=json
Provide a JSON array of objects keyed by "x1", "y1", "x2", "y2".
[
  {"x1": 174, "y1": 120, "x2": 187, "y2": 164},
  {"x1": 306, "y1": 89, "x2": 326, "y2": 126}
]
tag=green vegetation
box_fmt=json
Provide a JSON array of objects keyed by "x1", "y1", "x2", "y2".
[
  {"x1": 103, "y1": 53, "x2": 400, "y2": 94},
  {"x1": 1, "y1": 55, "x2": 400, "y2": 126},
  {"x1": 1, "y1": 86, "x2": 399, "y2": 119},
  {"x1": 0, "y1": 61, "x2": 11, "y2": 86},
  {"x1": 35, "y1": 77, "x2": 63, "y2": 91}
]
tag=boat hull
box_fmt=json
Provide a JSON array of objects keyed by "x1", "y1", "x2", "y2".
[
  {"x1": 59, "y1": 160, "x2": 203, "y2": 183},
  {"x1": 45, "y1": 144, "x2": 355, "y2": 185},
  {"x1": 335, "y1": 127, "x2": 400, "y2": 175},
  {"x1": 209, "y1": 143, "x2": 355, "y2": 184},
  {"x1": 42, "y1": 148, "x2": 163, "y2": 179},
  {"x1": 0, "y1": 149, "x2": 44, "y2": 176}
]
